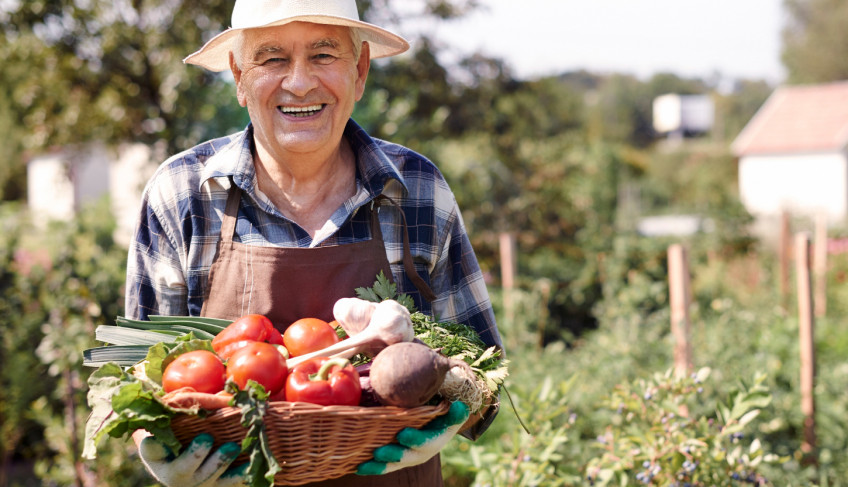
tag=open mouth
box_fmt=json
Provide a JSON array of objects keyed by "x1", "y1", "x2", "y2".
[{"x1": 279, "y1": 104, "x2": 325, "y2": 118}]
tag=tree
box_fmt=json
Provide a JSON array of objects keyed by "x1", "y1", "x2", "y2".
[
  {"x1": 782, "y1": 0, "x2": 848, "y2": 83},
  {"x1": 0, "y1": 0, "x2": 250, "y2": 202},
  {"x1": 0, "y1": 1, "x2": 245, "y2": 153}
]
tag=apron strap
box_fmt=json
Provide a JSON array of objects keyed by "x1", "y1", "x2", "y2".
[
  {"x1": 373, "y1": 195, "x2": 438, "y2": 303},
  {"x1": 221, "y1": 181, "x2": 243, "y2": 243}
]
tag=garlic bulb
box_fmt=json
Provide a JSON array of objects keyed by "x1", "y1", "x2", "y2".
[
  {"x1": 333, "y1": 297, "x2": 377, "y2": 335},
  {"x1": 367, "y1": 299, "x2": 414, "y2": 346}
]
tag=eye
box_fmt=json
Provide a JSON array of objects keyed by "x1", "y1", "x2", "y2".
[
  {"x1": 313, "y1": 53, "x2": 337, "y2": 65},
  {"x1": 262, "y1": 56, "x2": 287, "y2": 65}
]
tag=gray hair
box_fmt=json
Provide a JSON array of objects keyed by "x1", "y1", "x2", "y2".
[{"x1": 232, "y1": 26, "x2": 364, "y2": 69}]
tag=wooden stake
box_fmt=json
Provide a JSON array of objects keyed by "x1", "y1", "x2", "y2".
[
  {"x1": 795, "y1": 233, "x2": 817, "y2": 464},
  {"x1": 779, "y1": 211, "x2": 791, "y2": 309},
  {"x1": 499, "y1": 232, "x2": 517, "y2": 325},
  {"x1": 813, "y1": 214, "x2": 828, "y2": 317},
  {"x1": 668, "y1": 244, "x2": 692, "y2": 379},
  {"x1": 536, "y1": 279, "x2": 552, "y2": 350}
]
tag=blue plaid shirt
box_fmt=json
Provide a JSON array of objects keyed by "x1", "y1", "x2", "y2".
[{"x1": 125, "y1": 119, "x2": 502, "y2": 349}]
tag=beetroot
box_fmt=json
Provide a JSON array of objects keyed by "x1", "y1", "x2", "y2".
[{"x1": 369, "y1": 342, "x2": 453, "y2": 408}]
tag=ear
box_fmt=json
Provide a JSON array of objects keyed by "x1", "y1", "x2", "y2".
[
  {"x1": 354, "y1": 41, "x2": 371, "y2": 102},
  {"x1": 230, "y1": 52, "x2": 248, "y2": 108}
]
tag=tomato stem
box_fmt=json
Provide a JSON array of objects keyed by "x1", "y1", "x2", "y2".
[{"x1": 308, "y1": 357, "x2": 351, "y2": 382}]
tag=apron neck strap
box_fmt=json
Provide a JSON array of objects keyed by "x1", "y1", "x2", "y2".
[
  {"x1": 221, "y1": 180, "x2": 243, "y2": 243},
  {"x1": 373, "y1": 194, "x2": 438, "y2": 302}
]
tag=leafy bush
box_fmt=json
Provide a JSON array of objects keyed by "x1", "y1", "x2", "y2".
[
  {"x1": 585, "y1": 368, "x2": 778, "y2": 486},
  {"x1": 0, "y1": 199, "x2": 151, "y2": 486}
]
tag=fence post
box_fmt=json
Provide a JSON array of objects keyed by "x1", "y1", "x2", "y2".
[
  {"x1": 667, "y1": 244, "x2": 692, "y2": 379},
  {"x1": 779, "y1": 211, "x2": 791, "y2": 310},
  {"x1": 813, "y1": 214, "x2": 828, "y2": 317},
  {"x1": 795, "y1": 233, "x2": 817, "y2": 465},
  {"x1": 499, "y1": 232, "x2": 517, "y2": 327}
]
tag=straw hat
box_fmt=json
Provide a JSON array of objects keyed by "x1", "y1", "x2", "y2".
[{"x1": 184, "y1": 0, "x2": 410, "y2": 72}]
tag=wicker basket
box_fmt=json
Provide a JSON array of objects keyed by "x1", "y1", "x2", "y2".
[{"x1": 170, "y1": 400, "x2": 450, "y2": 486}]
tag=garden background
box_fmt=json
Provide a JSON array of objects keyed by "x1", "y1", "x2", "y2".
[{"x1": 2, "y1": 0, "x2": 848, "y2": 485}]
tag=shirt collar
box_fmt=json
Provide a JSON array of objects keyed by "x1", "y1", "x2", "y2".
[{"x1": 199, "y1": 120, "x2": 408, "y2": 197}]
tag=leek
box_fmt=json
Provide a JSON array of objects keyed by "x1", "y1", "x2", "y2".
[{"x1": 82, "y1": 315, "x2": 234, "y2": 367}]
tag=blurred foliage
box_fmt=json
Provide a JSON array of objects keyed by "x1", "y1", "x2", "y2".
[
  {"x1": 440, "y1": 243, "x2": 848, "y2": 486},
  {"x1": 585, "y1": 368, "x2": 778, "y2": 486},
  {"x1": 782, "y1": 0, "x2": 848, "y2": 83},
  {"x1": 0, "y1": 199, "x2": 148, "y2": 486},
  {"x1": 0, "y1": 0, "x2": 247, "y2": 154}
]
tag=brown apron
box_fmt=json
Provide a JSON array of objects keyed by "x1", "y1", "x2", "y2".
[{"x1": 201, "y1": 185, "x2": 443, "y2": 486}]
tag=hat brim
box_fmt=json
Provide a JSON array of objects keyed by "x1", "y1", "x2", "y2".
[{"x1": 184, "y1": 15, "x2": 410, "y2": 72}]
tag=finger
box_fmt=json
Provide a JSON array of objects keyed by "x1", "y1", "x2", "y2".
[
  {"x1": 171, "y1": 433, "x2": 216, "y2": 474},
  {"x1": 356, "y1": 460, "x2": 389, "y2": 476},
  {"x1": 212, "y1": 461, "x2": 251, "y2": 487},
  {"x1": 194, "y1": 442, "x2": 241, "y2": 484},
  {"x1": 373, "y1": 444, "x2": 434, "y2": 472},
  {"x1": 372, "y1": 444, "x2": 406, "y2": 463},
  {"x1": 431, "y1": 401, "x2": 470, "y2": 429},
  {"x1": 396, "y1": 402, "x2": 469, "y2": 448},
  {"x1": 399, "y1": 420, "x2": 465, "y2": 450},
  {"x1": 138, "y1": 436, "x2": 174, "y2": 463}
]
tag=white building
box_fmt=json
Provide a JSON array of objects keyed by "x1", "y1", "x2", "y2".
[
  {"x1": 731, "y1": 80, "x2": 848, "y2": 230},
  {"x1": 27, "y1": 143, "x2": 158, "y2": 245},
  {"x1": 652, "y1": 93, "x2": 715, "y2": 136}
]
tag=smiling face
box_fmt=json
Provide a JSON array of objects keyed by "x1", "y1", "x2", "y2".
[{"x1": 230, "y1": 22, "x2": 370, "y2": 164}]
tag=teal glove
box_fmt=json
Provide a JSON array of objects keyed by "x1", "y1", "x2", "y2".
[
  {"x1": 138, "y1": 433, "x2": 249, "y2": 487},
  {"x1": 357, "y1": 401, "x2": 470, "y2": 475}
]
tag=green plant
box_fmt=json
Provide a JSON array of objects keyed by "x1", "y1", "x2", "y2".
[
  {"x1": 0, "y1": 199, "x2": 152, "y2": 486},
  {"x1": 585, "y1": 368, "x2": 780, "y2": 486},
  {"x1": 442, "y1": 366, "x2": 581, "y2": 486}
]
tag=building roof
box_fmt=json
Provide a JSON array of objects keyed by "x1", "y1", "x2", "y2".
[{"x1": 731, "y1": 80, "x2": 848, "y2": 156}]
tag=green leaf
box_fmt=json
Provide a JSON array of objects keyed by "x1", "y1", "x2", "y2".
[
  {"x1": 83, "y1": 363, "x2": 127, "y2": 459},
  {"x1": 736, "y1": 409, "x2": 761, "y2": 428},
  {"x1": 354, "y1": 271, "x2": 416, "y2": 311},
  {"x1": 230, "y1": 381, "x2": 281, "y2": 487},
  {"x1": 83, "y1": 362, "x2": 182, "y2": 459},
  {"x1": 143, "y1": 342, "x2": 177, "y2": 385}
]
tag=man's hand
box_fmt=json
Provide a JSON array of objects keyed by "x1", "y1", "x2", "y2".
[
  {"x1": 138, "y1": 433, "x2": 248, "y2": 487},
  {"x1": 356, "y1": 401, "x2": 470, "y2": 475}
]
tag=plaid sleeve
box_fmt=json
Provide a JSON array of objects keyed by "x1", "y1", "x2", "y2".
[
  {"x1": 124, "y1": 177, "x2": 190, "y2": 320},
  {"x1": 429, "y1": 194, "x2": 503, "y2": 351}
]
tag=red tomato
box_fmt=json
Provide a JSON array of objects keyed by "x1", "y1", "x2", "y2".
[
  {"x1": 283, "y1": 318, "x2": 341, "y2": 357},
  {"x1": 162, "y1": 350, "x2": 226, "y2": 394},
  {"x1": 226, "y1": 341, "x2": 288, "y2": 394},
  {"x1": 212, "y1": 314, "x2": 284, "y2": 361}
]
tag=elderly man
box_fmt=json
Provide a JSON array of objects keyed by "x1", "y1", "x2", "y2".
[{"x1": 126, "y1": 1, "x2": 503, "y2": 486}]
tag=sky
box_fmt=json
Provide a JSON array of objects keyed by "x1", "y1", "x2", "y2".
[{"x1": 401, "y1": 0, "x2": 787, "y2": 84}]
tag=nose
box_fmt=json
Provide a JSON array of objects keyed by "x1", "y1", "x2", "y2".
[{"x1": 281, "y1": 57, "x2": 318, "y2": 97}]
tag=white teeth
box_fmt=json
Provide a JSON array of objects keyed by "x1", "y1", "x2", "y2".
[{"x1": 280, "y1": 105, "x2": 323, "y2": 113}]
